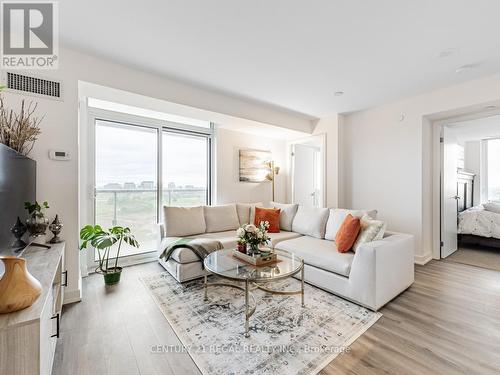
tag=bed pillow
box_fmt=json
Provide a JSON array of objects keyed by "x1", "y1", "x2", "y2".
[
  {"x1": 325, "y1": 208, "x2": 378, "y2": 241},
  {"x1": 352, "y1": 215, "x2": 387, "y2": 252},
  {"x1": 270, "y1": 202, "x2": 298, "y2": 231},
  {"x1": 163, "y1": 206, "x2": 206, "y2": 237},
  {"x1": 254, "y1": 207, "x2": 281, "y2": 233},
  {"x1": 484, "y1": 202, "x2": 500, "y2": 214},
  {"x1": 204, "y1": 204, "x2": 240, "y2": 233},
  {"x1": 335, "y1": 214, "x2": 361, "y2": 253}
]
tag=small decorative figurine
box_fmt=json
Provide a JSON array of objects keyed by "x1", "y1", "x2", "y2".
[
  {"x1": 10, "y1": 216, "x2": 27, "y2": 249},
  {"x1": 48, "y1": 215, "x2": 63, "y2": 243}
]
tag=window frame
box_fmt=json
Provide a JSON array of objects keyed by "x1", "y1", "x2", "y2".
[
  {"x1": 85, "y1": 105, "x2": 214, "y2": 272},
  {"x1": 486, "y1": 138, "x2": 500, "y2": 202}
]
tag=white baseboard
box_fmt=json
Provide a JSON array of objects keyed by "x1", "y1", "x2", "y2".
[
  {"x1": 63, "y1": 288, "x2": 82, "y2": 304},
  {"x1": 414, "y1": 253, "x2": 433, "y2": 265}
]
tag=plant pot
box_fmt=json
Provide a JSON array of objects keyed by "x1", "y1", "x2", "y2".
[
  {"x1": 102, "y1": 267, "x2": 122, "y2": 285},
  {"x1": 26, "y1": 216, "x2": 49, "y2": 236}
]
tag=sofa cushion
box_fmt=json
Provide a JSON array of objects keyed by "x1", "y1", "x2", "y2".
[
  {"x1": 291, "y1": 206, "x2": 330, "y2": 239},
  {"x1": 275, "y1": 236, "x2": 355, "y2": 277},
  {"x1": 270, "y1": 202, "x2": 299, "y2": 231},
  {"x1": 236, "y1": 203, "x2": 251, "y2": 225},
  {"x1": 236, "y1": 202, "x2": 263, "y2": 225},
  {"x1": 162, "y1": 230, "x2": 238, "y2": 264},
  {"x1": 254, "y1": 207, "x2": 280, "y2": 232},
  {"x1": 267, "y1": 231, "x2": 302, "y2": 248},
  {"x1": 163, "y1": 206, "x2": 206, "y2": 237},
  {"x1": 352, "y1": 215, "x2": 387, "y2": 252},
  {"x1": 249, "y1": 202, "x2": 264, "y2": 224},
  {"x1": 325, "y1": 208, "x2": 378, "y2": 241},
  {"x1": 204, "y1": 204, "x2": 240, "y2": 233},
  {"x1": 336, "y1": 214, "x2": 361, "y2": 252}
]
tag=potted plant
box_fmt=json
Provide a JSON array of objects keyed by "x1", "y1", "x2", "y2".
[
  {"x1": 24, "y1": 201, "x2": 49, "y2": 236},
  {"x1": 236, "y1": 221, "x2": 271, "y2": 255},
  {"x1": 79, "y1": 225, "x2": 139, "y2": 285}
]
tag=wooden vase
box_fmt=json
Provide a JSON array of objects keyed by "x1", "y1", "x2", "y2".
[{"x1": 0, "y1": 256, "x2": 42, "y2": 314}]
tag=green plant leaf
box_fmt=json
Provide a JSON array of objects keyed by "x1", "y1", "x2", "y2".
[{"x1": 91, "y1": 231, "x2": 118, "y2": 250}]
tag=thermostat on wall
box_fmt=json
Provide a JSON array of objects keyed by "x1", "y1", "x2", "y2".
[{"x1": 48, "y1": 149, "x2": 71, "y2": 161}]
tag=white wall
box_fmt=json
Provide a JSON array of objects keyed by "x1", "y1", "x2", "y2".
[
  {"x1": 215, "y1": 128, "x2": 287, "y2": 205},
  {"x1": 0, "y1": 47, "x2": 310, "y2": 302},
  {"x1": 341, "y1": 72, "x2": 500, "y2": 264},
  {"x1": 464, "y1": 140, "x2": 482, "y2": 205},
  {"x1": 312, "y1": 116, "x2": 339, "y2": 207}
]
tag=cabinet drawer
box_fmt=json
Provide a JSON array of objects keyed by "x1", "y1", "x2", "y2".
[{"x1": 39, "y1": 288, "x2": 57, "y2": 375}]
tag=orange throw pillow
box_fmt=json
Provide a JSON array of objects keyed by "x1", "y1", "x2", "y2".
[
  {"x1": 335, "y1": 214, "x2": 361, "y2": 253},
  {"x1": 254, "y1": 207, "x2": 281, "y2": 233}
]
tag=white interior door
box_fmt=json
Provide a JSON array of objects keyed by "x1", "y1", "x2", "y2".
[
  {"x1": 292, "y1": 144, "x2": 319, "y2": 207},
  {"x1": 441, "y1": 126, "x2": 459, "y2": 258}
]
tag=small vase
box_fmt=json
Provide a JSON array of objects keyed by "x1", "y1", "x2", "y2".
[
  {"x1": 237, "y1": 243, "x2": 246, "y2": 253},
  {"x1": 48, "y1": 215, "x2": 63, "y2": 243},
  {"x1": 247, "y1": 243, "x2": 260, "y2": 256},
  {"x1": 10, "y1": 217, "x2": 27, "y2": 249},
  {"x1": 26, "y1": 216, "x2": 49, "y2": 237}
]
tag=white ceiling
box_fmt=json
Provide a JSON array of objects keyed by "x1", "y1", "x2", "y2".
[
  {"x1": 61, "y1": 0, "x2": 500, "y2": 118},
  {"x1": 448, "y1": 114, "x2": 500, "y2": 143}
]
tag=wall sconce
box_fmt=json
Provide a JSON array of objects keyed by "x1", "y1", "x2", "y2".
[{"x1": 265, "y1": 161, "x2": 280, "y2": 201}]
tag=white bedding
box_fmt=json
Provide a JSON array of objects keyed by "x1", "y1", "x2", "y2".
[{"x1": 458, "y1": 206, "x2": 500, "y2": 239}]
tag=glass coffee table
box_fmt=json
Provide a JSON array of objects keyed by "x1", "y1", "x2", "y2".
[{"x1": 203, "y1": 249, "x2": 305, "y2": 337}]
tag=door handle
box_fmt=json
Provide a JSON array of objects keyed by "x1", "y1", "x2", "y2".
[
  {"x1": 453, "y1": 196, "x2": 460, "y2": 200},
  {"x1": 62, "y1": 270, "x2": 68, "y2": 287},
  {"x1": 51, "y1": 313, "x2": 60, "y2": 338}
]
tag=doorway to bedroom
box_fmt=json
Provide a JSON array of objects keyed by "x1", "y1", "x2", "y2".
[{"x1": 440, "y1": 115, "x2": 500, "y2": 271}]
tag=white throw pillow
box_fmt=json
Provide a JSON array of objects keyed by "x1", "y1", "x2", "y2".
[
  {"x1": 204, "y1": 204, "x2": 240, "y2": 233},
  {"x1": 236, "y1": 203, "x2": 251, "y2": 225},
  {"x1": 163, "y1": 206, "x2": 206, "y2": 237},
  {"x1": 352, "y1": 215, "x2": 387, "y2": 252},
  {"x1": 484, "y1": 202, "x2": 500, "y2": 214},
  {"x1": 270, "y1": 202, "x2": 299, "y2": 231},
  {"x1": 325, "y1": 208, "x2": 378, "y2": 241},
  {"x1": 249, "y1": 202, "x2": 264, "y2": 225},
  {"x1": 235, "y1": 202, "x2": 264, "y2": 225},
  {"x1": 291, "y1": 206, "x2": 330, "y2": 239}
]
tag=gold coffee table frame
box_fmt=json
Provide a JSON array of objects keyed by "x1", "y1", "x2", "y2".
[{"x1": 203, "y1": 249, "x2": 305, "y2": 338}]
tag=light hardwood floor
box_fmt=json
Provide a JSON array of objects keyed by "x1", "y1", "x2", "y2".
[{"x1": 53, "y1": 260, "x2": 500, "y2": 375}]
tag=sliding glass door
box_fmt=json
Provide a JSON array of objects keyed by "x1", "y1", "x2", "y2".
[
  {"x1": 162, "y1": 131, "x2": 210, "y2": 207},
  {"x1": 94, "y1": 120, "x2": 158, "y2": 258},
  {"x1": 90, "y1": 114, "x2": 212, "y2": 267}
]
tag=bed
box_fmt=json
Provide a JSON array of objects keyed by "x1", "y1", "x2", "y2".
[
  {"x1": 458, "y1": 205, "x2": 500, "y2": 249},
  {"x1": 455, "y1": 171, "x2": 500, "y2": 249}
]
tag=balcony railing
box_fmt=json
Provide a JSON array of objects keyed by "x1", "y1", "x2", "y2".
[{"x1": 95, "y1": 188, "x2": 207, "y2": 226}]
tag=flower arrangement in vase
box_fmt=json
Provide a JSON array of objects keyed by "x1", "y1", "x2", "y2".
[{"x1": 236, "y1": 221, "x2": 271, "y2": 255}]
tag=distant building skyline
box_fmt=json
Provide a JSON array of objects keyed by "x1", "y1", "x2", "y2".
[{"x1": 99, "y1": 181, "x2": 205, "y2": 190}]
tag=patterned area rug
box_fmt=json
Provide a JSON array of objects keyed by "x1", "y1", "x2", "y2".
[{"x1": 141, "y1": 272, "x2": 381, "y2": 375}]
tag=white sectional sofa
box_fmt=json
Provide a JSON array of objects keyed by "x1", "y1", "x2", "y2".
[{"x1": 157, "y1": 202, "x2": 414, "y2": 311}]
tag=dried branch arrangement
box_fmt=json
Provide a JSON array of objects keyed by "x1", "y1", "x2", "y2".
[{"x1": 0, "y1": 97, "x2": 43, "y2": 156}]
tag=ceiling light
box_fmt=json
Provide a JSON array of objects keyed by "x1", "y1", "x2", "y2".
[
  {"x1": 334, "y1": 91, "x2": 344, "y2": 97},
  {"x1": 455, "y1": 63, "x2": 479, "y2": 74}
]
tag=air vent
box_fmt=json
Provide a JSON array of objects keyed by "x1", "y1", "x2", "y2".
[{"x1": 5, "y1": 72, "x2": 61, "y2": 99}]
